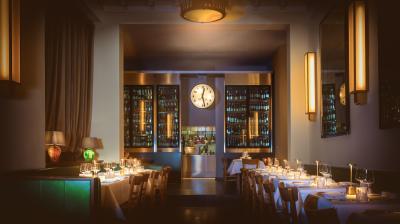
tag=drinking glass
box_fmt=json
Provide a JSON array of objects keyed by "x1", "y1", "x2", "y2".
[
  {"x1": 274, "y1": 158, "x2": 280, "y2": 167},
  {"x1": 355, "y1": 168, "x2": 375, "y2": 193},
  {"x1": 92, "y1": 163, "x2": 100, "y2": 177},
  {"x1": 111, "y1": 162, "x2": 117, "y2": 171},
  {"x1": 297, "y1": 160, "x2": 304, "y2": 172},
  {"x1": 319, "y1": 163, "x2": 331, "y2": 178},
  {"x1": 283, "y1": 160, "x2": 290, "y2": 170},
  {"x1": 80, "y1": 163, "x2": 86, "y2": 174}
]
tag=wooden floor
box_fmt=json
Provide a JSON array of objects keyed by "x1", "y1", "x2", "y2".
[{"x1": 123, "y1": 179, "x2": 259, "y2": 224}]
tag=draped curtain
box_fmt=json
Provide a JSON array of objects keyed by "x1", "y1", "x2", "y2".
[{"x1": 45, "y1": 5, "x2": 94, "y2": 157}]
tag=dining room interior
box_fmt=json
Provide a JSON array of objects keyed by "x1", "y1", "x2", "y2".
[{"x1": 1, "y1": 0, "x2": 400, "y2": 223}]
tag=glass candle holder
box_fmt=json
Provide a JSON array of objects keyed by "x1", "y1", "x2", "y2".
[{"x1": 356, "y1": 186, "x2": 368, "y2": 202}]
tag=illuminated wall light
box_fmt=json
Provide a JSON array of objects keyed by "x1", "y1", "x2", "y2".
[
  {"x1": 305, "y1": 52, "x2": 317, "y2": 121},
  {"x1": 348, "y1": 0, "x2": 368, "y2": 105},
  {"x1": 139, "y1": 100, "x2": 145, "y2": 133},
  {"x1": 249, "y1": 111, "x2": 259, "y2": 139},
  {"x1": 0, "y1": 0, "x2": 20, "y2": 83},
  {"x1": 166, "y1": 113, "x2": 173, "y2": 139}
]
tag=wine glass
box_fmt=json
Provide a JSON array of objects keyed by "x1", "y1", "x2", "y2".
[
  {"x1": 92, "y1": 163, "x2": 100, "y2": 177},
  {"x1": 267, "y1": 157, "x2": 273, "y2": 167},
  {"x1": 356, "y1": 168, "x2": 375, "y2": 192},
  {"x1": 111, "y1": 162, "x2": 117, "y2": 171},
  {"x1": 283, "y1": 159, "x2": 290, "y2": 170},
  {"x1": 274, "y1": 158, "x2": 280, "y2": 168},
  {"x1": 297, "y1": 161, "x2": 304, "y2": 174},
  {"x1": 80, "y1": 163, "x2": 86, "y2": 174},
  {"x1": 319, "y1": 163, "x2": 331, "y2": 178}
]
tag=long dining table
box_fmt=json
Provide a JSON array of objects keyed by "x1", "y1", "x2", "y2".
[{"x1": 253, "y1": 167, "x2": 400, "y2": 224}]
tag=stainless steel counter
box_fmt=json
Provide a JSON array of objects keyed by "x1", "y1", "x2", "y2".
[{"x1": 181, "y1": 155, "x2": 216, "y2": 178}]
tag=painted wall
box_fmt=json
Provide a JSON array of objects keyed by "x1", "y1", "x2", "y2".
[
  {"x1": 180, "y1": 75, "x2": 217, "y2": 127},
  {"x1": 91, "y1": 24, "x2": 123, "y2": 162},
  {"x1": 304, "y1": 0, "x2": 400, "y2": 171},
  {"x1": 0, "y1": 0, "x2": 46, "y2": 172},
  {"x1": 272, "y1": 45, "x2": 289, "y2": 160}
]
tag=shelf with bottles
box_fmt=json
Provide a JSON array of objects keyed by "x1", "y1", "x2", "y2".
[
  {"x1": 157, "y1": 85, "x2": 180, "y2": 148},
  {"x1": 182, "y1": 126, "x2": 216, "y2": 155},
  {"x1": 124, "y1": 85, "x2": 154, "y2": 148},
  {"x1": 225, "y1": 85, "x2": 272, "y2": 149},
  {"x1": 322, "y1": 84, "x2": 337, "y2": 135}
]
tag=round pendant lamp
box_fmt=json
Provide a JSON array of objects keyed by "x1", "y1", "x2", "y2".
[{"x1": 181, "y1": 0, "x2": 227, "y2": 23}]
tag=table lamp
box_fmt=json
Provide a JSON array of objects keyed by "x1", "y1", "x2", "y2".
[
  {"x1": 82, "y1": 137, "x2": 103, "y2": 162},
  {"x1": 45, "y1": 131, "x2": 66, "y2": 163}
]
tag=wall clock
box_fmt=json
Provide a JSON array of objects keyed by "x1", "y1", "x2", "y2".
[{"x1": 190, "y1": 84, "x2": 215, "y2": 109}]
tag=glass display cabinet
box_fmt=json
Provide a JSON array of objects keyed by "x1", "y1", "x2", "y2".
[
  {"x1": 225, "y1": 85, "x2": 272, "y2": 152},
  {"x1": 124, "y1": 85, "x2": 154, "y2": 152},
  {"x1": 157, "y1": 85, "x2": 180, "y2": 151}
]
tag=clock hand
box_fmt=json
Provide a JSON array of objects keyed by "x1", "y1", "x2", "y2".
[{"x1": 202, "y1": 87, "x2": 205, "y2": 107}]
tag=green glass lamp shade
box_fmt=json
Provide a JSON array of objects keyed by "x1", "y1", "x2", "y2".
[{"x1": 83, "y1": 148, "x2": 96, "y2": 162}]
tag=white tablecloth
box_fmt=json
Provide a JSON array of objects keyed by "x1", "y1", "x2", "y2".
[
  {"x1": 329, "y1": 200, "x2": 400, "y2": 224},
  {"x1": 227, "y1": 159, "x2": 265, "y2": 175},
  {"x1": 101, "y1": 177, "x2": 130, "y2": 220}
]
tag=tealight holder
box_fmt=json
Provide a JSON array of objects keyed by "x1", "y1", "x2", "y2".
[{"x1": 356, "y1": 186, "x2": 368, "y2": 202}]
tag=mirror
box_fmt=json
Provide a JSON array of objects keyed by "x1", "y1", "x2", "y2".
[{"x1": 320, "y1": 3, "x2": 350, "y2": 138}]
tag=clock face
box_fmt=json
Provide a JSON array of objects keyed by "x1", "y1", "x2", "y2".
[{"x1": 191, "y1": 84, "x2": 215, "y2": 109}]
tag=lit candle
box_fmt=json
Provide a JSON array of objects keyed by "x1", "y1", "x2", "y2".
[
  {"x1": 348, "y1": 163, "x2": 353, "y2": 182},
  {"x1": 316, "y1": 160, "x2": 320, "y2": 176}
]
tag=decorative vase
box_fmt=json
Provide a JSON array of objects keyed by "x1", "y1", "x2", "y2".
[{"x1": 47, "y1": 145, "x2": 62, "y2": 162}]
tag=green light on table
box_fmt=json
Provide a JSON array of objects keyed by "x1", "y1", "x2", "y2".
[{"x1": 83, "y1": 148, "x2": 95, "y2": 162}]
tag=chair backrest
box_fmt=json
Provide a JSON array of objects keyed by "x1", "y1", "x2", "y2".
[
  {"x1": 304, "y1": 195, "x2": 340, "y2": 224},
  {"x1": 222, "y1": 158, "x2": 229, "y2": 177},
  {"x1": 128, "y1": 174, "x2": 144, "y2": 205},
  {"x1": 242, "y1": 159, "x2": 259, "y2": 169},
  {"x1": 240, "y1": 168, "x2": 249, "y2": 198},
  {"x1": 255, "y1": 174, "x2": 265, "y2": 208},
  {"x1": 263, "y1": 179, "x2": 277, "y2": 214},
  {"x1": 279, "y1": 182, "x2": 299, "y2": 224},
  {"x1": 247, "y1": 171, "x2": 258, "y2": 209}
]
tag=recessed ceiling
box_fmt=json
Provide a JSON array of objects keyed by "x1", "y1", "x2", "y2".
[{"x1": 122, "y1": 24, "x2": 287, "y2": 71}]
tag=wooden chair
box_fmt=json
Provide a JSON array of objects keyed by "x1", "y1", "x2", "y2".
[
  {"x1": 139, "y1": 171, "x2": 150, "y2": 202},
  {"x1": 222, "y1": 158, "x2": 238, "y2": 182},
  {"x1": 127, "y1": 174, "x2": 144, "y2": 207},
  {"x1": 263, "y1": 179, "x2": 279, "y2": 217},
  {"x1": 304, "y1": 194, "x2": 340, "y2": 224},
  {"x1": 222, "y1": 158, "x2": 239, "y2": 192},
  {"x1": 240, "y1": 168, "x2": 250, "y2": 202},
  {"x1": 279, "y1": 182, "x2": 299, "y2": 224},
  {"x1": 143, "y1": 171, "x2": 160, "y2": 206},
  {"x1": 156, "y1": 166, "x2": 171, "y2": 204},
  {"x1": 247, "y1": 170, "x2": 258, "y2": 211},
  {"x1": 242, "y1": 159, "x2": 260, "y2": 169},
  {"x1": 255, "y1": 174, "x2": 266, "y2": 214}
]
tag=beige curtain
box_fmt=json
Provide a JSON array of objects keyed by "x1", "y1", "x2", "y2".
[{"x1": 45, "y1": 7, "x2": 94, "y2": 157}]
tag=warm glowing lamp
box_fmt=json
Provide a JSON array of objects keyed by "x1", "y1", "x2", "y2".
[
  {"x1": 348, "y1": 0, "x2": 368, "y2": 105},
  {"x1": 305, "y1": 52, "x2": 317, "y2": 120},
  {"x1": 82, "y1": 137, "x2": 103, "y2": 162},
  {"x1": 166, "y1": 113, "x2": 173, "y2": 139},
  {"x1": 180, "y1": 0, "x2": 226, "y2": 23},
  {"x1": 0, "y1": 0, "x2": 20, "y2": 83},
  {"x1": 139, "y1": 100, "x2": 145, "y2": 133},
  {"x1": 45, "y1": 131, "x2": 66, "y2": 163}
]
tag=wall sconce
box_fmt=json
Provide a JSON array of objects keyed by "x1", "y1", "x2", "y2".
[
  {"x1": 305, "y1": 52, "x2": 317, "y2": 121},
  {"x1": 0, "y1": 0, "x2": 20, "y2": 83},
  {"x1": 139, "y1": 100, "x2": 145, "y2": 133},
  {"x1": 348, "y1": 0, "x2": 368, "y2": 105},
  {"x1": 166, "y1": 113, "x2": 173, "y2": 139}
]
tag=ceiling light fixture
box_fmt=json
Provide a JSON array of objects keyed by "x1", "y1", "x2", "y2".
[{"x1": 180, "y1": 0, "x2": 227, "y2": 23}]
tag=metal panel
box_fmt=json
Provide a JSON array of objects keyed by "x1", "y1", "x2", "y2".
[
  {"x1": 182, "y1": 155, "x2": 216, "y2": 178},
  {"x1": 224, "y1": 72, "x2": 272, "y2": 85}
]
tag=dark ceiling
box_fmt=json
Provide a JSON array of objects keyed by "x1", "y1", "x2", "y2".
[{"x1": 122, "y1": 24, "x2": 286, "y2": 71}]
